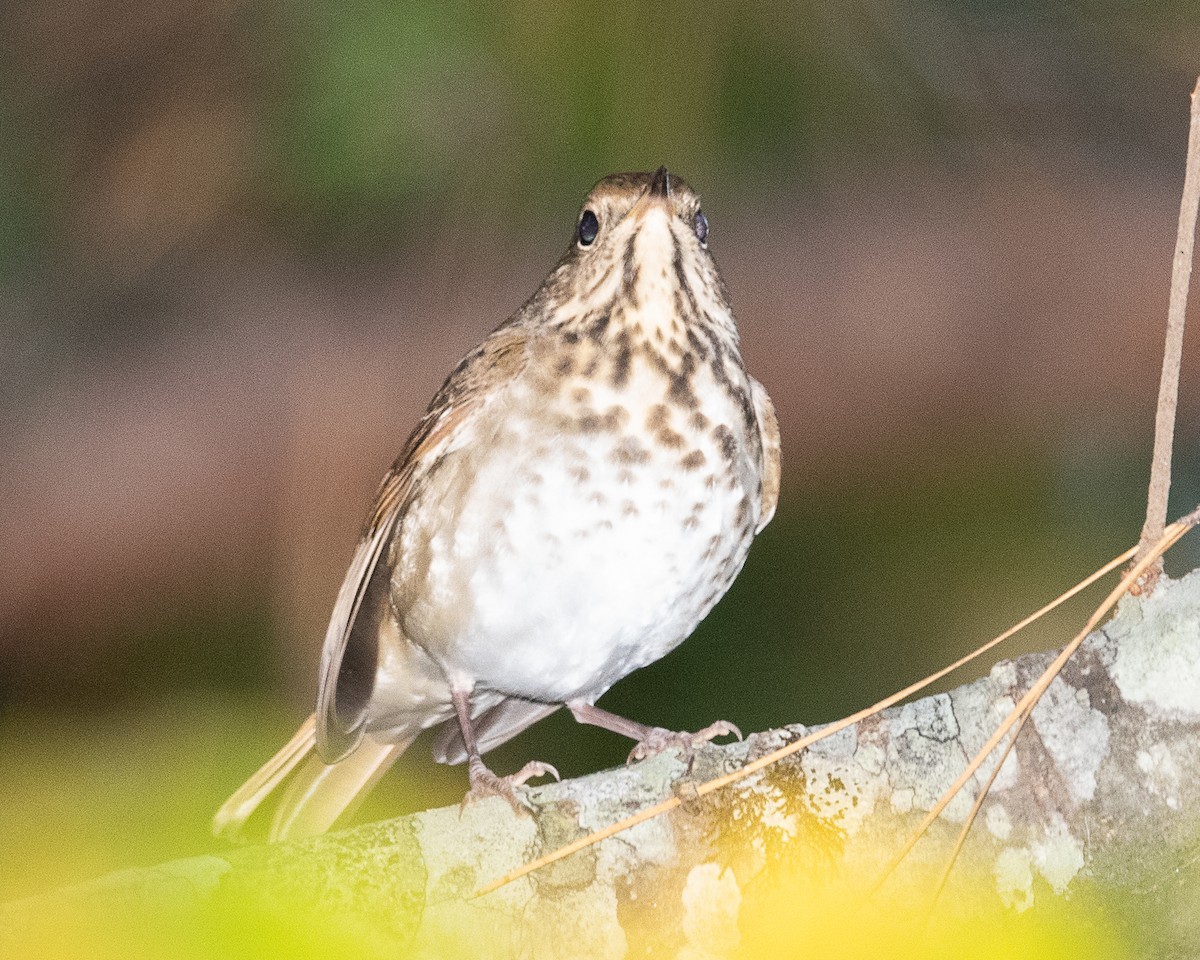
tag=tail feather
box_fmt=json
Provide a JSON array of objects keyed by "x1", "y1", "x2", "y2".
[
  {"x1": 268, "y1": 735, "x2": 409, "y2": 841},
  {"x1": 212, "y1": 714, "x2": 318, "y2": 840},
  {"x1": 212, "y1": 714, "x2": 410, "y2": 842}
]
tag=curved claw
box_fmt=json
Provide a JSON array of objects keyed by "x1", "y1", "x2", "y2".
[
  {"x1": 704, "y1": 720, "x2": 743, "y2": 743},
  {"x1": 461, "y1": 757, "x2": 559, "y2": 816},
  {"x1": 626, "y1": 720, "x2": 743, "y2": 764},
  {"x1": 518, "y1": 760, "x2": 561, "y2": 784}
]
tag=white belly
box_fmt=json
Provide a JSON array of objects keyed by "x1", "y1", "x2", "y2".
[{"x1": 391, "y1": 368, "x2": 759, "y2": 704}]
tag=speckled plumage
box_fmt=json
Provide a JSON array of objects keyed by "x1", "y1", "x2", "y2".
[{"x1": 214, "y1": 169, "x2": 781, "y2": 840}]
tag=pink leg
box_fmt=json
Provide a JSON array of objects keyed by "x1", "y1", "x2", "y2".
[
  {"x1": 452, "y1": 688, "x2": 558, "y2": 813},
  {"x1": 567, "y1": 701, "x2": 742, "y2": 764}
]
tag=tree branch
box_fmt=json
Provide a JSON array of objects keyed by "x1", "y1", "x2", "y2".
[{"x1": 6, "y1": 570, "x2": 1200, "y2": 957}]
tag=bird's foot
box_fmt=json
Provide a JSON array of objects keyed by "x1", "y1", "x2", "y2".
[
  {"x1": 627, "y1": 720, "x2": 743, "y2": 764},
  {"x1": 461, "y1": 757, "x2": 560, "y2": 816}
]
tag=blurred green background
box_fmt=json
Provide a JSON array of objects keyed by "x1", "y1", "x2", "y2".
[{"x1": 3, "y1": 0, "x2": 1200, "y2": 905}]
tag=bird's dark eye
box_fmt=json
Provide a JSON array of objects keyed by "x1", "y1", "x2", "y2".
[
  {"x1": 694, "y1": 210, "x2": 709, "y2": 246},
  {"x1": 578, "y1": 210, "x2": 599, "y2": 246}
]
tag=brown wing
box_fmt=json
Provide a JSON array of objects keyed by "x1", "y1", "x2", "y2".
[
  {"x1": 750, "y1": 376, "x2": 781, "y2": 532},
  {"x1": 314, "y1": 327, "x2": 531, "y2": 762}
]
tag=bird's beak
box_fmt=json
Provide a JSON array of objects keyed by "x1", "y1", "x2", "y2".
[
  {"x1": 648, "y1": 165, "x2": 671, "y2": 200},
  {"x1": 630, "y1": 166, "x2": 673, "y2": 222}
]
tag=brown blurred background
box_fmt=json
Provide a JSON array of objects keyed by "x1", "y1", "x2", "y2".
[{"x1": 2, "y1": 0, "x2": 1199, "y2": 899}]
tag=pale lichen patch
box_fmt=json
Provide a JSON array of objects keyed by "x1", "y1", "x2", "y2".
[
  {"x1": 528, "y1": 887, "x2": 628, "y2": 960},
  {"x1": 1031, "y1": 677, "x2": 1109, "y2": 802},
  {"x1": 889, "y1": 787, "x2": 915, "y2": 815},
  {"x1": 1137, "y1": 744, "x2": 1182, "y2": 811},
  {"x1": 798, "y1": 726, "x2": 883, "y2": 835},
  {"x1": 1030, "y1": 813, "x2": 1084, "y2": 896},
  {"x1": 753, "y1": 788, "x2": 800, "y2": 840},
  {"x1": 890, "y1": 693, "x2": 960, "y2": 742},
  {"x1": 989, "y1": 659, "x2": 1018, "y2": 690},
  {"x1": 885, "y1": 695, "x2": 971, "y2": 816},
  {"x1": 985, "y1": 803, "x2": 1012, "y2": 841},
  {"x1": 1111, "y1": 571, "x2": 1200, "y2": 715},
  {"x1": 994, "y1": 846, "x2": 1035, "y2": 911},
  {"x1": 563, "y1": 755, "x2": 683, "y2": 881},
  {"x1": 986, "y1": 696, "x2": 1021, "y2": 792},
  {"x1": 853, "y1": 740, "x2": 886, "y2": 777},
  {"x1": 415, "y1": 802, "x2": 537, "y2": 903},
  {"x1": 410, "y1": 803, "x2": 536, "y2": 952},
  {"x1": 886, "y1": 726, "x2": 973, "y2": 821},
  {"x1": 678, "y1": 863, "x2": 741, "y2": 960},
  {"x1": 950, "y1": 684, "x2": 1021, "y2": 792}
]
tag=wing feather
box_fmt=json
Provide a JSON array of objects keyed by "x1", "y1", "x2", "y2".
[
  {"x1": 750, "y1": 377, "x2": 781, "y2": 532},
  {"x1": 314, "y1": 328, "x2": 531, "y2": 762}
]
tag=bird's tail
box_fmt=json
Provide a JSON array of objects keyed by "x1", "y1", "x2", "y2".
[{"x1": 212, "y1": 713, "x2": 410, "y2": 842}]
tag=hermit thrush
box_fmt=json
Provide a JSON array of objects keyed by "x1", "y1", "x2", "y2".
[{"x1": 214, "y1": 168, "x2": 781, "y2": 840}]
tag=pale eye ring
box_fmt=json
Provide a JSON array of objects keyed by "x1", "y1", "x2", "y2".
[
  {"x1": 578, "y1": 210, "x2": 600, "y2": 246},
  {"x1": 694, "y1": 210, "x2": 709, "y2": 246}
]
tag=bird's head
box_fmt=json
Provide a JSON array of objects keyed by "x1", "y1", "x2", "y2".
[{"x1": 536, "y1": 167, "x2": 734, "y2": 343}]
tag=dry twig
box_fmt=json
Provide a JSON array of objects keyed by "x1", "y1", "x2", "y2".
[{"x1": 1134, "y1": 77, "x2": 1200, "y2": 591}]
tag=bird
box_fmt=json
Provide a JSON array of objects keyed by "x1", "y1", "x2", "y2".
[{"x1": 213, "y1": 167, "x2": 781, "y2": 842}]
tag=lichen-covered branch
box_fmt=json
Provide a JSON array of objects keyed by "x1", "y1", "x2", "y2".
[{"x1": 6, "y1": 571, "x2": 1200, "y2": 958}]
